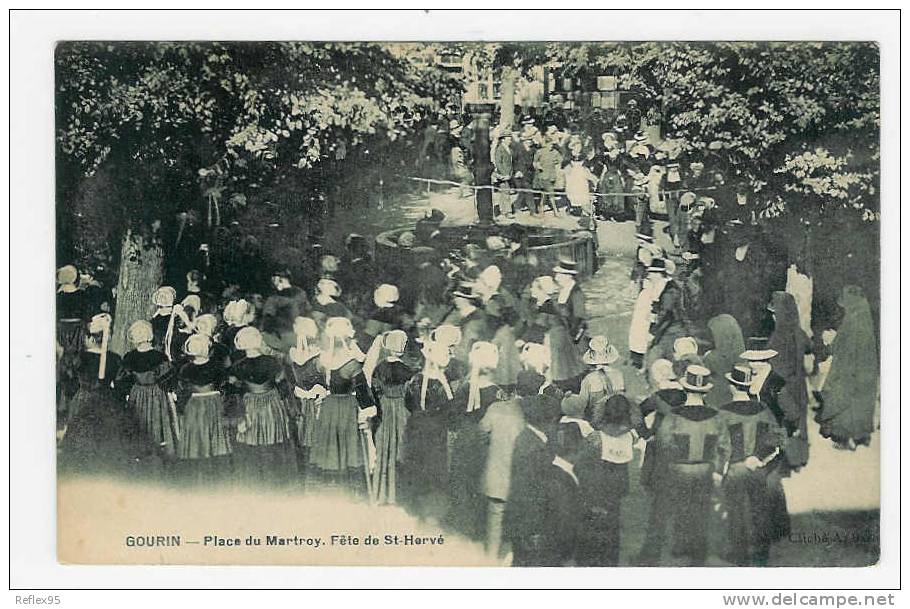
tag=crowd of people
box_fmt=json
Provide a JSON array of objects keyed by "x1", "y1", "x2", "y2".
[
  {"x1": 440, "y1": 108, "x2": 736, "y2": 235},
  {"x1": 56, "y1": 112, "x2": 878, "y2": 567}
]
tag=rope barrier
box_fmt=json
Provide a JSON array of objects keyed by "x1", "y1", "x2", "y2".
[{"x1": 403, "y1": 175, "x2": 719, "y2": 200}]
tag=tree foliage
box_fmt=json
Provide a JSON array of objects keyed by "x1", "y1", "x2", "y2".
[
  {"x1": 56, "y1": 42, "x2": 462, "y2": 260},
  {"x1": 542, "y1": 42, "x2": 880, "y2": 220}
]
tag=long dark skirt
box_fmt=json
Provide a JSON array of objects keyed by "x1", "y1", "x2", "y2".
[
  {"x1": 178, "y1": 393, "x2": 232, "y2": 460},
  {"x1": 235, "y1": 389, "x2": 292, "y2": 446},
  {"x1": 372, "y1": 396, "x2": 409, "y2": 505},
  {"x1": 233, "y1": 389, "x2": 297, "y2": 488},
  {"x1": 295, "y1": 397, "x2": 319, "y2": 449},
  {"x1": 547, "y1": 326, "x2": 584, "y2": 382},
  {"x1": 56, "y1": 320, "x2": 84, "y2": 424},
  {"x1": 310, "y1": 394, "x2": 362, "y2": 472},
  {"x1": 400, "y1": 410, "x2": 449, "y2": 511},
  {"x1": 59, "y1": 387, "x2": 148, "y2": 478},
  {"x1": 232, "y1": 442, "x2": 298, "y2": 489},
  {"x1": 446, "y1": 417, "x2": 489, "y2": 540},
  {"x1": 129, "y1": 384, "x2": 177, "y2": 457}
]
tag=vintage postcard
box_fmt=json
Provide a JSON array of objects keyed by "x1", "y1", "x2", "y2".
[{"x1": 53, "y1": 38, "x2": 880, "y2": 569}]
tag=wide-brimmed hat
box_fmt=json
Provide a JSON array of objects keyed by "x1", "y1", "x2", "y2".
[
  {"x1": 649, "y1": 358, "x2": 677, "y2": 387},
  {"x1": 520, "y1": 124, "x2": 539, "y2": 141},
  {"x1": 632, "y1": 173, "x2": 650, "y2": 187},
  {"x1": 601, "y1": 132, "x2": 620, "y2": 149},
  {"x1": 740, "y1": 336, "x2": 778, "y2": 361},
  {"x1": 553, "y1": 259, "x2": 579, "y2": 275},
  {"x1": 725, "y1": 363, "x2": 754, "y2": 387},
  {"x1": 679, "y1": 364, "x2": 714, "y2": 392},
  {"x1": 582, "y1": 335, "x2": 620, "y2": 366}
]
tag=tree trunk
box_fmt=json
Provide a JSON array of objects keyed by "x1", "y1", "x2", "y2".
[
  {"x1": 110, "y1": 230, "x2": 164, "y2": 355},
  {"x1": 499, "y1": 67, "x2": 516, "y2": 132}
]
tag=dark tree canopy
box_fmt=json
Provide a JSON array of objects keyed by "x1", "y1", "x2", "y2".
[{"x1": 56, "y1": 42, "x2": 462, "y2": 261}]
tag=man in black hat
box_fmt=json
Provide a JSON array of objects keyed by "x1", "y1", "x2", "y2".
[
  {"x1": 717, "y1": 363, "x2": 787, "y2": 566},
  {"x1": 637, "y1": 364, "x2": 730, "y2": 566}
]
